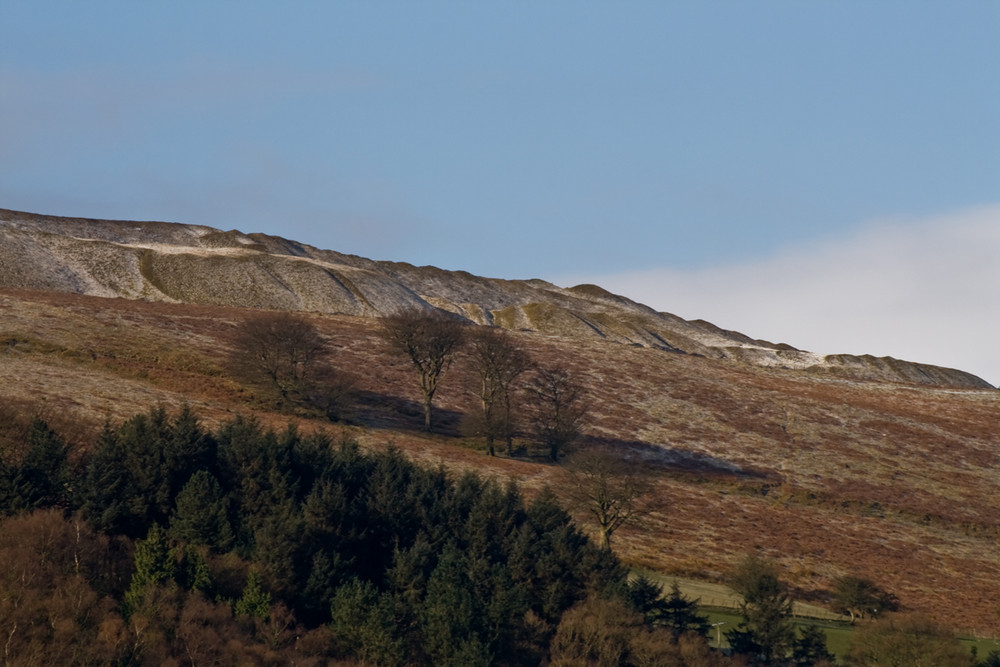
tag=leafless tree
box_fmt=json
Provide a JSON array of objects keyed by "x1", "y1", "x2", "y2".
[
  {"x1": 465, "y1": 326, "x2": 532, "y2": 456},
  {"x1": 379, "y1": 308, "x2": 466, "y2": 431},
  {"x1": 527, "y1": 364, "x2": 586, "y2": 462},
  {"x1": 564, "y1": 449, "x2": 652, "y2": 551},
  {"x1": 232, "y1": 312, "x2": 329, "y2": 400}
]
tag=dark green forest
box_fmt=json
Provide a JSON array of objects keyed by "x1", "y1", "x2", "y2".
[
  {"x1": 0, "y1": 406, "x2": 739, "y2": 666},
  {"x1": 4, "y1": 405, "x2": 986, "y2": 666}
]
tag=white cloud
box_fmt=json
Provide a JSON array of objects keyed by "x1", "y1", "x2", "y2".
[{"x1": 558, "y1": 205, "x2": 1000, "y2": 386}]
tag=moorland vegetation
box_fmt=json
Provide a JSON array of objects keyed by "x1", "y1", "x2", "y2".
[{"x1": 1, "y1": 306, "x2": 997, "y2": 665}]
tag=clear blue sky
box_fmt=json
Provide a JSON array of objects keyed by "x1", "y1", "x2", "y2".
[{"x1": 3, "y1": 2, "x2": 999, "y2": 382}]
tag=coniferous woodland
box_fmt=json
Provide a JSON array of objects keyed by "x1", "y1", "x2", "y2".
[{"x1": 0, "y1": 406, "x2": 736, "y2": 666}]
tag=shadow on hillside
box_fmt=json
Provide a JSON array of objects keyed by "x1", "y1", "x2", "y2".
[
  {"x1": 345, "y1": 391, "x2": 770, "y2": 480},
  {"x1": 582, "y1": 435, "x2": 769, "y2": 480},
  {"x1": 351, "y1": 390, "x2": 466, "y2": 436}
]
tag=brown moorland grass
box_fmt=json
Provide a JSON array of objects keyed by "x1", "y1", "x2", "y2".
[{"x1": 1, "y1": 287, "x2": 999, "y2": 633}]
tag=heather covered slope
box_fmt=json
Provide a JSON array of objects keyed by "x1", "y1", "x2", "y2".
[
  {"x1": 1, "y1": 208, "x2": 991, "y2": 389},
  {"x1": 1, "y1": 287, "x2": 999, "y2": 635}
]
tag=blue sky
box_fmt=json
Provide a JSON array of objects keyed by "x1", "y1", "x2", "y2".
[{"x1": 2, "y1": 2, "x2": 999, "y2": 383}]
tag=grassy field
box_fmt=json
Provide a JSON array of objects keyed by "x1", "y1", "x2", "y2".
[
  {"x1": 635, "y1": 569, "x2": 847, "y2": 621},
  {"x1": 699, "y1": 609, "x2": 855, "y2": 659},
  {"x1": 637, "y1": 570, "x2": 1000, "y2": 661},
  {"x1": 700, "y1": 609, "x2": 1000, "y2": 662}
]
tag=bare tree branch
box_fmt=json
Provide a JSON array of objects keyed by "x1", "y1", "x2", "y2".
[
  {"x1": 564, "y1": 449, "x2": 652, "y2": 551},
  {"x1": 379, "y1": 308, "x2": 466, "y2": 431},
  {"x1": 465, "y1": 327, "x2": 532, "y2": 456},
  {"x1": 232, "y1": 312, "x2": 329, "y2": 400},
  {"x1": 528, "y1": 364, "x2": 586, "y2": 462}
]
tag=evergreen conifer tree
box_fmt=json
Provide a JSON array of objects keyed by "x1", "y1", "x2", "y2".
[
  {"x1": 177, "y1": 544, "x2": 213, "y2": 595},
  {"x1": 420, "y1": 544, "x2": 491, "y2": 666},
  {"x1": 124, "y1": 522, "x2": 176, "y2": 616},
  {"x1": 234, "y1": 570, "x2": 271, "y2": 620},
  {"x1": 164, "y1": 405, "x2": 217, "y2": 496},
  {"x1": 792, "y1": 624, "x2": 835, "y2": 666},
  {"x1": 119, "y1": 407, "x2": 174, "y2": 525},
  {"x1": 726, "y1": 554, "x2": 795, "y2": 664},
  {"x1": 660, "y1": 581, "x2": 711, "y2": 639},
  {"x1": 329, "y1": 578, "x2": 406, "y2": 666},
  {"x1": 169, "y1": 469, "x2": 234, "y2": 552},
  {"x1": 79, "y1": 421, "x2": 138, "y2": 535},
  {"x1": 8, "y1": 418, "x2": 70, "y2": 510}
]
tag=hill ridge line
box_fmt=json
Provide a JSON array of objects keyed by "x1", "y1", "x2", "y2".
[{"x1": 0, "y1": 207, "x2": 991, "y2": 389}]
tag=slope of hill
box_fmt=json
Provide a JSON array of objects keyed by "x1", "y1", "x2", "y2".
[
  {"x1": 1, "y1": 283, "x2": 999, "y2": 635},
  {"x1": 1, "y1": 208, "x2": 991, "y2": 389},
  {"x1": 3, "y1": 208, "x2": 1000, "y2": 635}
]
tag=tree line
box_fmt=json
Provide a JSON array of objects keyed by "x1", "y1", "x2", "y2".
[
  {"x1": 234, "y1": 308, "x2": 586, "y2": 462},
  {"x1": 0, "y1": 405, "x2": 740, "y2": 665}
]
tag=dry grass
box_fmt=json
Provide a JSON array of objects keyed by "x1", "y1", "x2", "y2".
[{"x1": 2, "y1": 287, "x2": 999, "y2": 633}]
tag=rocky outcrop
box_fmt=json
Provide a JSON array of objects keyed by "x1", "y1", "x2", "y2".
[{"x1": 0, "y1": 208, "x2": 992, "y2": 389}]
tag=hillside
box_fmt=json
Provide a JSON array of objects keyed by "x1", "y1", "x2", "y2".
[
  {"x1": 1, "y1": 207, "x2": 992, "y2": 390},
  {"x1": 2, "y1": 282, "x2": 999, "y2": 636}
]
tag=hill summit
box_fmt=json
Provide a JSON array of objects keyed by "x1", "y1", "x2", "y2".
[{"x1": 0, "y1": 207, "x2": 990, "y2": 389}]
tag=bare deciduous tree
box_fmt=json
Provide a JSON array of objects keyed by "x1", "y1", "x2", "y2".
[
  {"x1": 465, "y1": 326, "x2": 532, "y2": 456},
  {"x1": 528, "y1": 364, "x2": 586, "y2": 462},
  {"x1": 231, "y1": 312, "x2": 355, "y2": 419},
  {"x1": 232, "y1": 312, "x2": 328, "y2": 400},
  {"x1": 564, "y1": 449, "x2": 652, "y2": 551},
  {"x1": 379, "y1": 308, "x2": 466, "y2": 431}
]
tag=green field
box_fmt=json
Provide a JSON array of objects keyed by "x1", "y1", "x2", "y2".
[
  {"x1": 633, "y1": 570, "x2": 999, "y2": 662},
  {"x1": 699, "y1": 608, "x2": 853, "y2": 658}
]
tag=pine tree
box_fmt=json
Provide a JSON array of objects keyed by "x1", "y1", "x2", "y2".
[
  {"x1": 626, "y1": 574, "x2": 668, "y2": 622},
  {"x1": 386, "y1": 532, "x2": 435, "y2": 608},
  {"x1": 329, "y1": 578, "x2": 406, "y2": 666},
  {"x1": 177, "y1": 544, "x2": 213, "y2": 595},
  {"x1": 250, "y1": 500, "x2": 303, "y2": 596},
  {"x1": 0, "y1": 459, "x2": 13, "y2": 512},
  {"x1": 234, "y1": 570, "x2": 271, "y2": 620},
  {"x1": 79, "y1": 422, "x2": 143, "y2": 536},
  {"x1": 980, "y1": 649, "x2": 1000, "y2": 667},
  {"x1": 164, "y1": 405, "x2": 216, "y2": 497},
  {"x1": 792, "y1": 624, "x2": 835, "y2": 667},
  {"x1": 420, "y1": 544, "x2": 491, "y2": 666},
  {"x1": 300, "y1": 550, "x2": 344, "y2": 624},
  {"x1": 124, "y1": 522, "x2": 176, "y2": 617},
  {"x1": 119, "y1": 407, "x2": 174, "y2": 525},
  {"x1": 660, "y1": 581, "x2": 711, "y2": 639},
  {"x1": 169, "y1": 469, "x2": 234, "y2": 552},
  {"x1": 8, "y1": 418, "x2": 70, "y2": 511},
  {"x1": 216, "y1": 417, "x2": 300, "y2": 549},
  {"x1": 726, "y1": 554, "x2": 795, "y2": 664}
]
